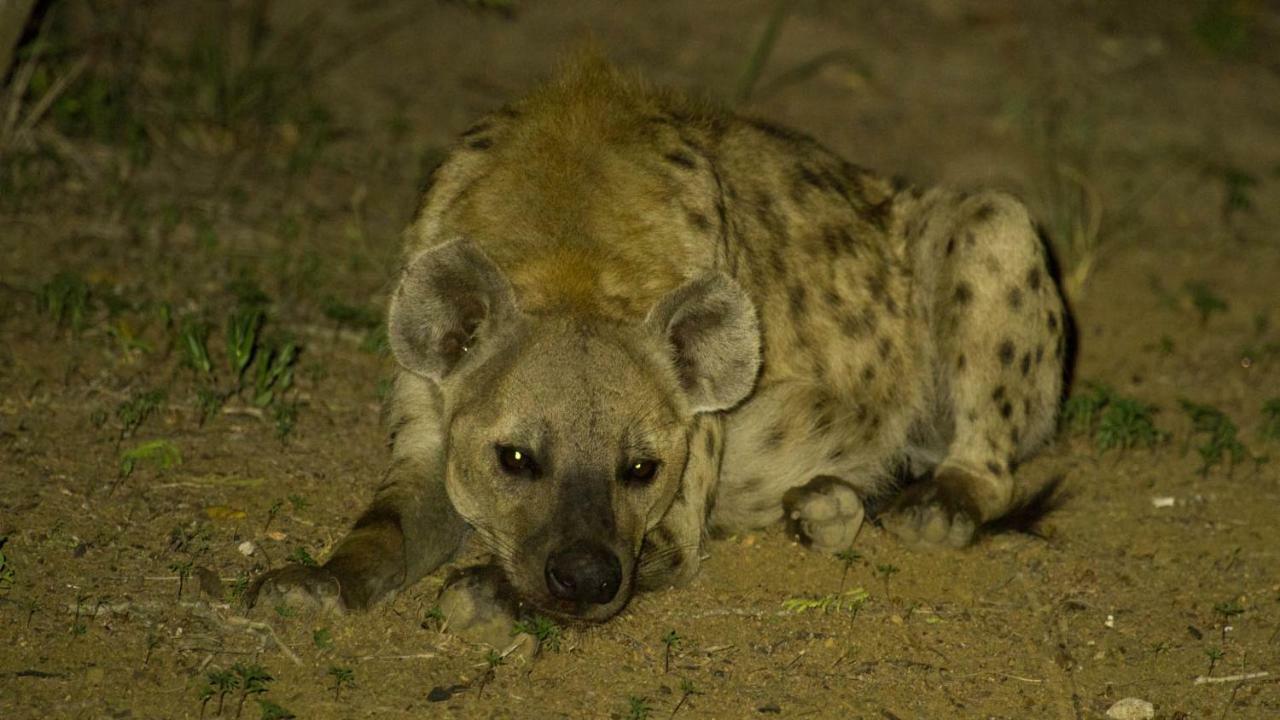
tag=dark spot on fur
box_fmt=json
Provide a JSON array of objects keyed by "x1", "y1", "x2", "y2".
[
  {"x1": 664, "y1": 150, "x2": 697, "y2": 169},
  {"x1": 461, "y1": 121, "x2": 492, "y2": 138},
  {"x1": 1035, "y1": 344, "x2": 1045, "y2": 363},
  {"x1": 954, "y1": 283, "x2": 973, "y2": 304},
  {"x1": 828, "y1": 446, "x2": 845, "y2": 461},
  {"x1": 1023, "y1": 397, "x2": 1033, "y2": 416},
  {"x1": 704, "y1": 430, "x2": 717, "y2": 458},
  {"x1": 840, "y1": 308, "x2": 877, "y2": 338},
  {"x1": 974, "y1": 203, "x2": 997, "y2": 222},
  {"x1": 1000, "y1": 401, "x2": 1013, "y2": 419},
  {"x1": 967, "y1": 410, "x2": 978, "y2": 423},
  {"x1": 1027, "y1": 267, "x2": 1042, "y2": 291},
  {"x1": 945, "y1": 236, "x2": 956, "y2": 255},
  {"x1": 986, "y1": 460, "x2": 1003, "y2": 475},
  {"x1": 992, "y1": 385, "x2": 1007, "y2": 403},
  {"x1": 1047, "y1": 312, "x2": 1059, "y2": 334},
  {"x1": 998, "y1": 339, "x2": 1015, "y2": 366},
  {"x1": 861, "y1": 365, "x2": 876, "y2": 382},
  {"x1": 765, "y1": 424, "x2": 787, "y2": 449},
  {"x1": 956, "y1": 353, "x2": 967, "y2": 371},
  {"x1": 742, "y1": 476, "x2": 765, "y2": 492},
  {"x1": 1008, "y1": 287, "x2": 1023, "y2": 310},
  {"x1": 749, "y1": 118, "x2": 809, "y2": 144},
  {"x1": 823, "y1": 288, "x2": 842, "y2": 308},
  {"x1": 686, "y1": 209, "x2": 711, "y2": 232},
  {"x1": 1010, "y1": 427, "x2": 1021, "y2": 446},
  {"x1": 878, "y1": 336, "x2": 893, "y2": 360},
  {"x1": 1020, "y1": 352, "x2": 1031, "y2": 376}
]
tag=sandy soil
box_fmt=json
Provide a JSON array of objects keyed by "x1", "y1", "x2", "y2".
[{"x1": 2, "y1": 1, "x2": 1279, "y2": 718}]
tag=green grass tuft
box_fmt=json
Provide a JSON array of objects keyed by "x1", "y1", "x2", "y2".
[{"x1": 1180, "y1": 400, "x2": 1251, "y2": 476}]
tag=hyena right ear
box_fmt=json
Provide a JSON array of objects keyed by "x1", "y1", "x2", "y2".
[{"x1": 388, "y1": 238, "x2": 519, "y2": 381}]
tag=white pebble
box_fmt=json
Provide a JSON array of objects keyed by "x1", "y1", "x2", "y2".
[
  {"x1": 1151, "y1": 497, "x2": 1176, "y2": 508},
  {"x1": 1106, "y1": 698, "x2": 1154, "y2": 720},
  {"x1": 237, "y1": 540, "x2": 256, "y2": 556}
]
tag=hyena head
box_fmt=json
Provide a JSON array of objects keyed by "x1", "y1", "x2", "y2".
[{"x1": 388, "y1": 238, "x2": 760, "y2": 621}]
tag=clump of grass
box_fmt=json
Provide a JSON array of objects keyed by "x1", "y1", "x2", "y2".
[
  {"x1": 661, "y1": 630, "x2": 682, "y2": 673},
  {"x1": 512, "y1": 614, "x2": 562, "y2": 652},
  {"x1": 312, "y1": 628, "x2": 334, "y2": 651},
  {"x1": 625, "y1": 695, "x2": 653, "y2": 720},
  {"x1": 781, "y1": 587, "x2": 869, "y2": 616},
  {"x1": 326, "y1": 666, "x2": 355, "y2": 702},
  {"x1": 835, "y1": 547, "x2": 862, "y2": 591},
  {"x1": 0, "y1": 535, "x2": 16, "y2": 591},
  {"x1": 286, "y1": 547, "x2": 317, "y2": 567},
  {"x1": 1062, "y1": 383, "x2": 1166, "y2": 451},
  {"x1": 180, "y1": 315, "x2": 214, "y2": 374},
  {"x1": 168, "y1": 559, "x2": 193, "y2": 599},
  {"x1": 672, "y1": 679, "x2": 701, "y2": 717},
  {"x1": 1185, "y1": 282, "x2": 1228, "y2": 325},
  {"x1": 1260, "y1": 399, "x2": 1280, "y2": 442},
  {"x1": 119, "y1": 439, "x2": 181, "y2": 480},
  {"x1": 232, "y1": 662, "x2": 273, "y2": 719},
  {"x1": 199, "y1": 668, "x2": 239, "y2": 717},
  {"x1": 1180, "y1": 400, "x2": 1251, "y2": 476},
  {"x1": 38, "y1": 272, "x2": 91, "y2": 332},
  {"x1": 256, "y1": 699, "x2": 294, "y2": 720},
  {"x1": 115, "y1": 389, "x2": 166, "y2": 441}
]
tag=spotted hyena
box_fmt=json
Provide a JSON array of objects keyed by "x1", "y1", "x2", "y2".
[{"x1": 248, "y1": 59, "x2": 1066, "y2": 644}]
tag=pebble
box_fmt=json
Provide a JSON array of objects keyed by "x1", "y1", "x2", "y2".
[
  {"x1": 237, "y1": 541, "x2": 256, "y2": 556},
  {"x1": 1106, "y1": 698, "x2": 1154, "y2": 720}
]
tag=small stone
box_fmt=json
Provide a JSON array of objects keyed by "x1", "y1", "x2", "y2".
[
  {"x1": 1106, "y1": 698, "x2": 1154, "y2": 720},
  {"x1": 757, "y1": 703, "x2": 781, "y2": 714},
  {"x1": 237, "y1": 541, "x2": 256, "y2": 556}
]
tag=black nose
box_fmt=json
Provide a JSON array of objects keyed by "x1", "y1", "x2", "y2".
[{"x1": 544, "y1": 541, "x2": 622, "y2": 604}]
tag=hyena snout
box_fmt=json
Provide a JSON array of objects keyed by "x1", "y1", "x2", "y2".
[{"x1": 545, "y1": 541, "x2": 622, "y2": 605}]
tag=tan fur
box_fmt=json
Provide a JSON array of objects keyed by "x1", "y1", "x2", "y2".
[{"x1": 249, "y1": 60, "x2": 1067, "y2": 634}]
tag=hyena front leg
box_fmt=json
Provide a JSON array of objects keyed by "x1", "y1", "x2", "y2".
[
  {"x1": 248, "y1": 375, "x2": 468, "y2": 612},
  {"x1": 883, "y1": 190, "x2": 1066, "y2": 547},
  {"x1": 636, "y1": 414, "x2": 723, "y2": 591}
]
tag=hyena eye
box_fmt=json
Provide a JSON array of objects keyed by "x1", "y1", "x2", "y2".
[
  {"x1": 496, "y1": 445, "x2": 540, "y2": 478},
  {"x1": 622, "y1": 459, "x2": 660, "y2": 484}
]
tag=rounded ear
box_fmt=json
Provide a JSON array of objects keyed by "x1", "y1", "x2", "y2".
[
  {"x1": 645, "y1": 273, "x2": 761, "y2": 413},
  {"x1": 388, "y1": 238, "x2": 518, "y2": 380}
]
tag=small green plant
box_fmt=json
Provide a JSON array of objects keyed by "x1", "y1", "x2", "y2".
[
  {"x1": 313, "y1": 627, "x2": 334, "y2": 650},
  {"x1": 274, "y1": 604, "x2": 295, "y2": 619},
  {"x1": 38, "y1": 272, "x2": 91, "y2": 331},
  {"x1": 251, "y1": 340, "x2": 297, "y2": 407},
  {"x1": 422, "y1": 605, "x2": 445, "y2": 630},
  {"x1": 196, "y1": 386, "x2": 226, "y2": 423},
  {"x1": 781, "y1": 587, "x2": 870, "y2": 615},
  {"x1": 180, "y1": 316, "x2": 214, "y2": 374},
  {"x1": 1204, "y1": 646, "x2": 1225, "y2": 676},
  {"x1": 226, "y1": 306, "x2": 265, "y2": 382},
  {"x1": 287, "y1": 547, "x2": 317, "y2": 567},
  {"x1": 1062, "y1": 383, "x2": 1166, "y2": 451},
  {"x1": 287, "y1": 494, "x2": 308, "y2": 512},
  {"x1": 1186, "y1": 282, "x2": 1228, "y2": 325},
  {"x1": 661, "y1": 630, "x2": 682, "y2": 673},
  {"x1": 226, "y1": 572, "x2": 250, "y2": 605},
  {"x1": 70, "y1": 593, "x2": 89, "y2": 636},
  {"x1": 1180, "y1": 399, "x2": 1250, "y2": 476},
  {"x1": 326, "y1": 666, "x2": 355, "y2": 701},
  {"x1": 875, "y1": 563, "x2": 900, "y2": 596},
  {"x1": 115, "y1": 389, "x2": 166, "y2": 440},
  {"x1": 256, "y1": 699, "x2": 294, "y2": 720},
  {"x1": 202, "y1": 669, "x2": 239, "y2": 717},
  {"x1": 264, "y1": 499, "x2": 284, "y2": 531},
  {"x1": 626, "y1": 695, "x2": 653, "y2": 720},
  {"x1": 672, "y1": 678, "x2": 700, "y2": 717},
  {"x1": 0, "y1": 536, "x2": 15, "y2": 591},
  {"x1": 169, "y1": 560, "x2": 194, "y2": 599},
  {"x1": 477, "y1": 649, "x2": 503, "y2": 697},
  {"x1": 1260, "y1": 399, "x2": 1280, "y2": 442},
  {"x1": 513, "y1": 614, "x2": 562, "y2": 652},
  {"x1": 272, "y1": 401, "x2": 298, "y2": 440},
  {"x1": 232, "y1": 663, "x2": 272, "y2": 719},
  {"x1": 120, "y1": 439, "x2": 182, "y2": 479},
  {"x1": 834, "y1": 547, "x2": 862, "y2": 590},
  {"x1": 1096, "y1": 397, "x2": 1166, "y2": 452}
]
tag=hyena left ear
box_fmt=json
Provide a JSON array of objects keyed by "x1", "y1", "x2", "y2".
[
  {"x1": 388, "y1": 238, "x2": 519, "y2": 381},
  {"x1": 645, "y1": 273, "x2": 761, "y2": 413}
]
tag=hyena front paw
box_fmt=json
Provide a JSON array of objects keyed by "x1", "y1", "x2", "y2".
[
  {"x1": 783, "y1": 476, "x2": 866, "y2": 553},
  {"x1": 437, "y1": 566, "x2": 537, "y2": 659},
  {"x1": 881, "y1": 468, "x2": 983, "y2": 549},
  {"x1": 245, "y1": 564, "x2": 345, "y2": 615}
]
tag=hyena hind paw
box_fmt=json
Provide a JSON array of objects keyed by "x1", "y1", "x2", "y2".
[
  {"x1": 783, "y1": 476, "x2": 867, "y2": 553},
  {"x1": 245, "y1": 564, "x2": 346, "y2": 615},
  {"x1": 880, "y1": 469, "x2": 984, "y2": 549}
]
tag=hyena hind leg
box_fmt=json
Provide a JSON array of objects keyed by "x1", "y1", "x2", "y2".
[{"x1": 883, "y1": 190, "x2": 1066, "y2": 548}]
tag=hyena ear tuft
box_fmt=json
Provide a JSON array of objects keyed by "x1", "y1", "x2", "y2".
[
  {"x1": 645, "y1": 273, "x2": 761, "y2": 413},
  {"x1": 388, "y1": 238, "x2": 518, "y2": 380}
]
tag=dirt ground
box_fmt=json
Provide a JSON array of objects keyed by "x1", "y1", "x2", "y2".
[{"x1": 3, "y1": 1, "x2": 1280, "y2": 718}]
